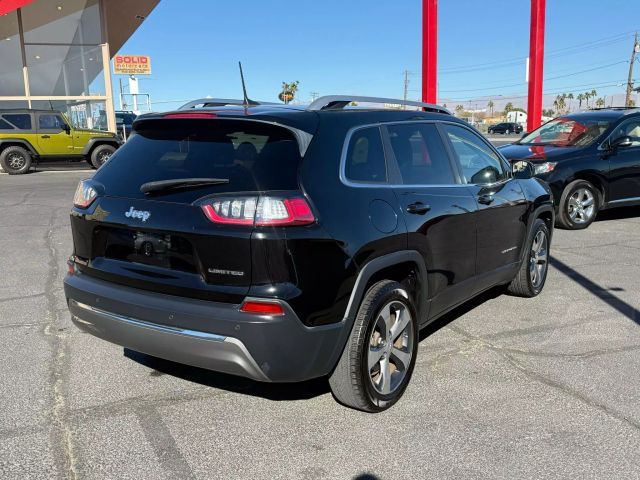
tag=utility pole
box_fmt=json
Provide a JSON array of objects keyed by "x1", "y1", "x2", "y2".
[
  {"x1": 310, "y1": 91, "x2": 319, "y2": 102},
  {"x1": 625, "y1": 32, "x2": 639, "y2": 107},
  {"x1": 403, "y1": 70, "x2": 410, "y2": 109}
]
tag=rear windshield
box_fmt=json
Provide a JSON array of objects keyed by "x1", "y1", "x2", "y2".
[{"x1": 95, "y1": 119, "x2": 302, "y2": 201}]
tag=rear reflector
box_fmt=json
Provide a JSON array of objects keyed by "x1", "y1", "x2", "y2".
[
  {"x1": 163, "y1": 112, "x2": 217, "y2": 119},
  {"x1": 240, "y1": 301, "x2": 285, "y2": 316},
  {"x1": 201, "y1": 195, "x2": 315, "y2": 227}
]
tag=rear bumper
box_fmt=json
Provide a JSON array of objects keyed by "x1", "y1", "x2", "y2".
[
  {"x1": 64, "y1": 272, "x2": 344, "y2": 382},
  {"x1": 68, "y1": 299, "x2": 269, "y2": 381}
]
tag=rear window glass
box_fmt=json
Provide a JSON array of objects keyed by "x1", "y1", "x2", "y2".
[
  {"x1": 3, "y1": 114, "x2": 31, "y2": 130},
  {"x1": 0, "y1": 119, "x2": 15, "y2": 129},
  {"x1": 95, "y1": 119, "x2": 302, "y2": 201},
  {"x1": 344, "y1": 127, "x2": 387, "y2": 183}
]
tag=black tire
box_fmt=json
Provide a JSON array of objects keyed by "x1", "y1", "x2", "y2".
[
  {"x1": 90, "y1": 144, "x2": 116, "y2": 169},
  {"x1": 329, "y1": 280, "x2": 418, "y2": 412},
  {"x1": 507, "y1": 218, "x2": 550, "y2": 297},
  {"x1": 556, "y1": 180, "x2": 599, "y2": 230},
  {"x1": 0, "y1": 145, "x2": 32, "y2": 175}
]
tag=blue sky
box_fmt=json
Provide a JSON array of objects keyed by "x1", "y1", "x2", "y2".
[{"x1": 117, "y1": 0, "x2": 640, "y2": 111}]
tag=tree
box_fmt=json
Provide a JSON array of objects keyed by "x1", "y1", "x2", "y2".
[
  {"x1": 487, "y1": 100, "x2": 494, "y2": 116},
  {"x1": 278, "y1": 81, "x2": 300, "y2": 104},
  {"x1": 595, "y1": 97, "x2": 605, "y2": 108},
  {"x1": 553, "y1": 95, "x2": 566, "y2": 114},
  {"x1": 503, "y1": 102, "x2": 514, "y2": 120},
  {"x1": 577, "y1": 93, "x2": 585, "y2": 109},
  {"x1": 629, "y1": 99, "x2": 636, "y2": 107},
  {"x1": 542, "y1": 109, "x2": 555, "y2": 117},
  {"x1": 566, "y1": 93, "x2": 574, "y2": 112},
  {"x1": 455, "y1": 104, "x2": 465, "y2": 115},
  {"x1": 584, "y1": 90, "x2": 597, "y2": 108}
]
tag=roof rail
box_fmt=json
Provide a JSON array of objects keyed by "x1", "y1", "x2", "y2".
[
  {"x1": 178, "y1": 98, "x2": 278, "y2": 110},
  {"x1": 307, "y1": 95, "x2": 451, "y2": 115}
]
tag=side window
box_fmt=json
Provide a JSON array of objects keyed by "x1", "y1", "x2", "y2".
[
  {"x1": 442, "y1": 124, "x2": 508, "y2": 185},
  {"x1": 387, "y1": 123, "x2": 456, "y2": 185},
  {"x1": 610, "y1": 119, "x2": 640, "y2": 147},
  {"x1": 344, "y1": 127, "x2": 387, "y2": 183},
  {"x1": 38, "y1": 114, "x2": 66, "y2": 131},
  {"x1": 0, "y1": 118, "x2": 16, "y2": 130},
  {"x1": 3, "y1": 114, "x2": 32, "y2": 130}
]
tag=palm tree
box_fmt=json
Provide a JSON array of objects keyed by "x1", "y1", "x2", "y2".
[
  {"x1": 455, "y1": 104, "x2": 465, "y2": 115},
  {"x1": 503, "y1": 102, "x2": 514, "y2": 120},
  {"x1": 278, "y1": 81, "x2": 300, "y2": 104},
  {"x1": 553, "y1": 95, "x2": 566, "y2": 114},
  {"x1": 566, "y1": 93, "x2": 574, "y2": 112},
  {"x1": 595, "y1": 97, "x2": 605, "y2": 108},
  {"x1": 487, "y1": 100, "x2": 494, "y2": 116},
  {"x1": 577, "y1": 93, "x2": 585, "y2": 110}
]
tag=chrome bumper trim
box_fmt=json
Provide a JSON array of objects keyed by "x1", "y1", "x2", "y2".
[{"x1": 73, "y1": 300, "x2": 227, "y2": 342}]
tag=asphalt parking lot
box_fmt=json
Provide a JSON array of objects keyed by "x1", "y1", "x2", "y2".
[{"x1": 1, "y1": 171, "x2": 639, "y2": 480}]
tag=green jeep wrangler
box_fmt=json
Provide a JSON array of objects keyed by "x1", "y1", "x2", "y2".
[{"x1": 0, "y1": 109, "x2": 121, "y2": 175}]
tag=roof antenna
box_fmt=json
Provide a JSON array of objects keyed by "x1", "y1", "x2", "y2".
[{"x1": 238, "y1": 61, "x2": 257, "y2": 107}]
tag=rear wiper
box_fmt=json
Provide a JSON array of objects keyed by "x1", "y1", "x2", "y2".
[{"x1": 140, "y1": 178, "x2": 229, "y2": 195}]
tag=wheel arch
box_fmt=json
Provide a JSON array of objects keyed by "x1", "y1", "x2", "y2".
[
  {"x1": 82, "y1": 138, "x2": 119, "y2": 157},
  {"x1": 343, "y1": 251, "x2": 428, "y2": 326},
  {"x1": 0, "y1": 139, "x2": 38, "y2": 156}
]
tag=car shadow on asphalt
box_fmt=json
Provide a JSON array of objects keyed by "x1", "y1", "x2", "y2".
[{"x1": 124, "y1": 348, "x2": 332, "y2": 401}]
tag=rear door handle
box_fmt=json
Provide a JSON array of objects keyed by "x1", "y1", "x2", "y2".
[
  {"x1": 478, "y1": 194, "x2": 494, "y2": 205},
  {"x1": 406, "y1": 202, "x2": 431, "y2": 215},
  {"x1": 41, "y1": 135, "x2": 50, "y2": 139}
]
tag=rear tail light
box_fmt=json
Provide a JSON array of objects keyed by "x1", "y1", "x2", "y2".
[
  {"x1": 201, "y1": 195, "x2": 315, "y2": 226},
  {"x1": 73, "y1": 179, "x2": 98, "y2": 208},
  {"x1": 240, "y1": 300, "x2": 285, "y2": 316}
]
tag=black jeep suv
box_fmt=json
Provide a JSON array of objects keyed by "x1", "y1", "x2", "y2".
[
  {"x1": 64, "y1": 96, "x2": 553, "y2": 412},
  {"x1": 498, "y1": 108, "x2": 640, "y2": 229}
]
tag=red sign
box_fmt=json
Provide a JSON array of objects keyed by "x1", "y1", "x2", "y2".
[{"x1": 114, "y1": 55, "x2": 152, "y2": 75}]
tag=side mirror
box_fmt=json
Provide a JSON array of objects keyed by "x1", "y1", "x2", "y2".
[
  {"x1": 63, "y1": 125, "x2": 71, "y2": 134},
  {"x1": 609, "y1": 136, "x2": 633, "y2": 150},
  {"x1": 512, "y1": 160, "x2": 534, "y2": 180}
]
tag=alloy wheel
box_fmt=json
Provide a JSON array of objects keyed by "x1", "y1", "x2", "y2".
[
  {"x1": 367, "y1": 301, "x2": 414, "y2": 395},
  {"x1": 97, "y1": 151, "x2": 111, "y2": 165},
  {"x1": 568, "y1": 188, "x2": 595, "y2": 224},
  {"x1": 529, "y1": 229, "x2": 548, "y2": 289},
  {"x1": 7, "y1": 152, "x2": 26, "y2": 170}
]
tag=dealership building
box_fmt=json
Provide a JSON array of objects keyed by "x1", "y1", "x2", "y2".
[{"x1": 0, "y1": 0, "x2": 158, "y2": 131}]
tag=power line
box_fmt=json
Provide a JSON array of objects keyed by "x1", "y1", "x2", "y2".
[
  {"x1": 439, "y1": 61, "x2": 628, "y2": 93},
  {"x1": 436, "y1": 30, "x2": 637, "y2": 75}
]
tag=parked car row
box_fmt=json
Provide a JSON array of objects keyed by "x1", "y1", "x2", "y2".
[{"x1": 11, "y1": 95, "x2": 631, "y2": 413}]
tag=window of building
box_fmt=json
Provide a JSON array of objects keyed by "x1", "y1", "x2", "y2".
[
  {"x1": 26, "y1": 44, "x2": 104, "y2": 96},
  {"x1": 21, "y1": 0, "x2": 102, "y2": 45},
  {"x1": 344, "y1": 127, "x2": 387, "y2": 183},
  {"x1": 0, "y1": 11, "x2": 26, "y2": 96},
  {"x1": 387, "y1": 123, "x2": 456, "y2": 185},
  {"x1": 443, "y1": 124, "x2": 508, "y2": 185},
  {"x1": 3, "y1": 114, "x2": 32, "y2": 130}
]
